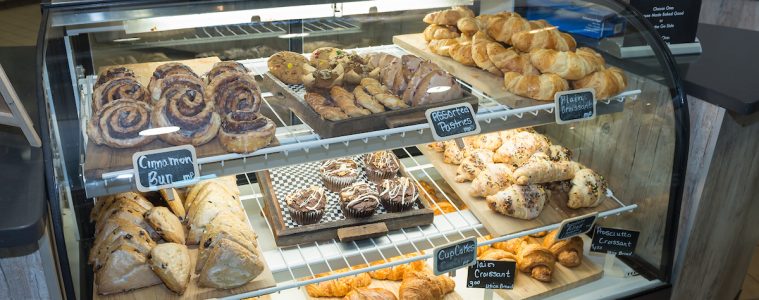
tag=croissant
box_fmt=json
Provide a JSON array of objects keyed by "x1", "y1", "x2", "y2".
[
  {"x1": 305, "y1": 271, "x2": 372, "y2": 297},
  {"x1": 471, "y1": 32, "x2": 502, "y2": 76},
  {"x1": 547, "y1": 144, "x2": 572, "y2": 162},
  {"x1": 503, "y1": 71, "x2": 569, "y2": 101},
  {"x1": 486, "y1": 43, "x2": 539, "y2": 75},
  {"x1": 443, "y1": 140, "x2": 469, "y2": 165},
  {"x1": 543, "y1": 230, "x2": 584, "y2": 267},
  {"x1": 456, "y1": 17, "x2": 481, "y2": 36},
  {"x1": 344, "y1": 288, "x2": 398, "y2": 300},
  {"x1": 568, "y1": 168, "x2": 608, "y2": 208},
  {"x1": 485, "y1": 14, "x2": 532, "y2": 44},
  {"x1": 492, "y1": 236, "x2": 537, "y2": 253},
  {"x1": 517, "y1": 243, "x2": 556, "y2": 282},
  {"x1": 448, "y1": 39, "x2": 476, "y2": 67},
  {"x1": 423, "y1": 24, "x2": 460, "y2": 42},
  {"x1": 469, "y1": 163, "x2": 514, "y2": 197},
  {"x1": 487, "y1": 184, "x2": 547, "y2": 220},
  {"x1": 479, "y1": 248, "x2": 516, "y2": 261},
  {"x1": 399, "y1": 271, "x2": 455, "y2": 300},
  {"x1": 494, "y1": 131, "x2": 551, "y2": 166},
  {"x1": 572, "y1": 67, "x2": 627, "y2": 99},
  {"x1": 512, "y1": 153, "x2": 577, "y2": 184},
  {"x1": 368, "y1": 253, "x2": 427, "y2": 281},
  {"x1": 511, "y1": 27, "x2": 577, "y2": 52},
  {"x1": 423, "y1": 6, "x2": 475, "y2": 26},
  {"x1": 456, "y1": 149, "x2": 494, "y2": 182},
  {"x1": 428, "y1": 38, "x2": 458, "y2": 57},
  {"x1": 529, "y1": 47, "x2": 605, "y2": 80},
  {"x1": 360, "y1": 78, "x2": 409, "y2": 110}
]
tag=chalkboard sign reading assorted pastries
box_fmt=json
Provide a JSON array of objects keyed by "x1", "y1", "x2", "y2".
[
  {"x1": 557, "y1": 212, "x2": 598, "y2": 240},
  {"x1": 426, "y1": 102, "x2": 481, "y2": 141},
  {"x1": 132, "y1": 145, "x2": 199, "y2": 192},
  {"x1": 467, "y1": 260, "x2": 516, "y2": 289},
  {"x1": 433, "y1": 237, "x2": 477, "y2": 275},
  {"x1": 555, "y1": 88, "x2": 596, "y2": 124},
  {"x1": 591, "y1": 226, "x2": 639, "y2": 256}
]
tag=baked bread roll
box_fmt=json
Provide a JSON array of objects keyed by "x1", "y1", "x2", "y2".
[
  {"x1": 516, "y1": 243, "x2": 556, "y2": 282},
  {"x1": 548, "y1": 144, "x2": 572, "y2": 162},
  {"x1": 88, "y1": 99, "x2": 156, "y2": 148},
  {"x1": 151, "y1": 74, "x2": 220, "y2": 146},
  {"x1": 494, "y1": 131, "x2": 551, "y2": 166},
  {"x1": 456, "y1": 149, "x2": 494, "y2": 182},
  {"x1": 368, "y1": 253, "x2": 427, "y2": 281},
  {"x1": 330, "y1": 86, "x2": 371, "y2": 117},
  {"x1": 267, "y1": 51, "x2": 308, "y2": 85},
  {"x1": 96, "y1": 244, "x2": 162, "y2": 294},
  {"x1": 469, "y1": 163, "x2": 514, "y2": 197},
  {"x1": 486, "y1": 184, "x2": 547, "y2": 220},
  {"x1": 305, "y1": 271, "x2": 372, "y2": 297},
  {"x1": 148, "y1": 63, "x2": 199, "y2": 100},
  {"x1": 571, "y1": 66, "x2": 627, "y2": 99},
  {"x1": 92, "y1": 77, "x2": 150, "y2": 112},
  {"x1": 443, "y1": 140, "x2": 469, "y2": 165},
  {"x1": 206, "y1": 61, "x2": 250, "y2": 84},
  {"x1": 344, "y1": 288, "x2": 398, "y2": 300},
  {"x1": 542, "y1": 230, "x2": 583, "y2": 267},
  {"x1": 469, "y1": 132, "x2": 503, "y2": 151},
  {"x1": 149, "y1": 243, "x2": 191, "y2": 295},
  {"x1": 398, "y1": 271, "x2": 455, "y2": 300},
  {"x1": 304, "y1": 92, "x2": 349, "y2": 121},
  {"x1": 568, "y1": 168, "x2": 608, "y2": 208},
  {"x1": 94, "y1": 66, "x2": 135, "y2": 89},
  {"x1": 144, "y1": 207, "x2": 185, "y2": 244},
  {"x1": 207, "y1": 73, "x2": 263, "y2": 115},
  {"x1": 423, "y1": 24, "x2": 460, "y2": 42},
  {"x1": 512, "y1": 152, "x2": 577, "y2": 184},
  {"x1": 503, "y1": 71, "x2": 569, "y2": 101},
  {"x1": 486, "y1": 43, "x2": 539, "y2": 75},
  {"x1": 198, "y1": 238, "x2": 265, "y2": 289},
  {"x1": 456, "y1": 16, "x2": 481, "y2": 36},
  {"x1": 471, "y1": 31, "x2": 503, "y2": 76},
  {"x1": 529, "y1": 47, "x2": 605, "y2": 80},
  {"x1": 423, "y1": 6, "x2": 475, "y2": 26},
  {"x1": 219, "y1": 111, "x2": 276, "y2": 153},
  {"x1": 511, "y1": 27, "x2": 577, "y2": 52},
  {"x1": 427, "y1": 38, "x2": 458, "y2": 57}
]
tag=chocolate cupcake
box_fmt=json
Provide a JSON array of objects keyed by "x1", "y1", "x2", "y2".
[
  {"x1": 363, "y1": 151, "x2": 400, "y2": 183},
  {"x1": 379, "y1": 177, "x2": 419, "y2": 212},
  {"x1": 339, "y1": 182, "x2": 380, "y2": 218},
  {"x1": 319, "y1": 158, "x2": 360, "y2": 192},
  {"x1": 285, "y1": 186, "x2": 327, "y2": 225}
]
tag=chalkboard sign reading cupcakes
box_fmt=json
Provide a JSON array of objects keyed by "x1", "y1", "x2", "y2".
[
  {"x1": 433, "y1": 237, "x2": 478, "y2": 275},
  {"x1": 426, "y1": 102, "x2": 481, "y2": 141},
  {"x1": 591, "y1": 226, "x2": 639, "y2": 256},
  {"x1": 555, "y1": 88, "x2": 596, "y2": 124},
  {"x1": 466, "y1": 260, "x2": 516, "y2": 289},
  {"x1": 132, "y1": 145, "x2": 199, "y2": 192}
]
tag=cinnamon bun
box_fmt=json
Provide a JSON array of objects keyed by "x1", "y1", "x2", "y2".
[
  {"x1": 218, "y1": 111, "x2": 276, "y2": 153},
  {"x1": 206, "y1": 73, "x2": 263, "y2": 115},
  {"x1": 94, "y1": 66, "x2": 136, "y2": 89},
  {"x1": 152, "y1": 77, "x2": 221, "y2": 146},
  {"x1": 206, "y1": 61, "x2": 250, "y2": 84},
  {"x1": 92, "y1": 77, "x2": 150, "y2": 112},
  {"x1": 88, "y1": 99, "x2": 156, "y2": 148},
  {"x1": 152, "y1": 73, "x2": 205, "y2": 101},
  {"x1": 148, "y1": 63, "x2": 199, "y2": 100}
]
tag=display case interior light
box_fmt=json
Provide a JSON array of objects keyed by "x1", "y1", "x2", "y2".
[{"x1": 124, "y1": 0, "x2": 472, "y2": 34}]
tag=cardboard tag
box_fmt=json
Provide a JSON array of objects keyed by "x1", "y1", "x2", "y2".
[
  {"x1": 556, "y1": 212, "x2": 598, "y2": 240},
  {"x1": 426, "y1": 102, "x2": 480, "y2": 141},
  {"x1": 591, "y1": 226, "x2": 639, "y2": 256},
  {"x1": 467, "y1": 260, "x2": 516, "y2": 289},
  {"x1": 555, "y1": 88, "x2": 596, "y2": 124},
  {"x1": 433, "y1": 237, "x2": 477, "y2": 275},
  {"x1": 133, "y1": 145, "x2": 199, "y2": 192}
]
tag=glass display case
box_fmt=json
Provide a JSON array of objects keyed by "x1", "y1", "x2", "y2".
[{"x1": 37, "y1": 0, "x2": 688, "y2": 299}]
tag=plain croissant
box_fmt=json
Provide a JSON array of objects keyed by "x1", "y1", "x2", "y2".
[
  {"x1": 543, "y1": 230, "x2": 584, "y2": 267},
  {"x1": 423, "y1": 24, "x2": 460, "y2": 42},
  {"x1": 486, "y1": 184, "x2": 547, "y2": 220},
  {"x1": 428, "y1": 38, "x2": 458, "y2": 56},
  {"x1": 511, "y1": 27, "x2": 577, "y2": 52},
  {"x1": 572, "y1": 66, "x2": 627, "y2": 99},
  {"x1": 471, "y1": 31, "x2": 503, "y2": 76},
  {"x1": 486, "y1": 43, "x2": 540, "y2": 75},
  {"x1": 503, "y1": 71, "x2": 569, "y2": 101},
  {"x1": 423, "y1": 6, "x2": 475, "y2": 26},
  {"x1": 448, "y1": 38, "x2": 476, "y2": 66},
  {"x1": 399, "y1": 271, "x2": 455, "y2": 300},
  {"x1": 517, "y1": 243, "x2": 556, "y2": 282},
  {"x1": 485, "y1": 14, "x2": 533, "y2": 44},
  {"x1": 529, "y1": 47, "x2": 605, "y2": 80}
]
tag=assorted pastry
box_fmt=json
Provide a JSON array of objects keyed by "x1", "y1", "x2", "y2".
[
  {"x1": 88, "y1": 62, "x2": 276, "y2": 153},
  {"x1": 422, "y1": 7, "x2": 627, "y2": 100},
  {"x1": 88, "y1": 177, "x2": 267, "y2": 295}
]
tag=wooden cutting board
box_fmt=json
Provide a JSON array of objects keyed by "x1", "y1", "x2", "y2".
[
  {"x1": 417, "y1": 145, "x2": 621, "y2": 238},
  {"x1": 303, "y1": 278, "x2": 463, "y2": 300},
  {"x1": 496, "y1": 256, "x2": 602, "y2": 300}
]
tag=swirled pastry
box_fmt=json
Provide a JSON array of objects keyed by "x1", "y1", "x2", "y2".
[
  {"x1": 219, "y1": 111, "x2": 276, "y2": 153},
  {"x1": 94, "y1": 66, "x2": 136, "y2": 89},
  {"x1": 88, "y1": 99, "x2": 156, "y2": 148},
  {"x1": 152, "y1": 76, "x2": 220, "y2": 146},
  {"x1": 206, "y1": 73, "x2": 263, "y2": 115},
  {"x1": 206, "y1": 61, "x2": 249, "y2": 84},
  {"x1": 92, "y1": 77, "x2": 150, "y2": 112},
  {"x1": 148, "y1": 63, "x2": 199, "y2": 100}
]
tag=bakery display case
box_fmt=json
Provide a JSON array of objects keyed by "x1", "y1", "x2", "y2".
[{"x1": 37, "y1": 0, "x2": 688, "y2": 299}]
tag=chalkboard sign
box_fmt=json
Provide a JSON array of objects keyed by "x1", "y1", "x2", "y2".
[
  {"x1": 433, "y1": 237, "x2": 477, "y2": 275},
  {"x1": 426, "y1": 102, "x2": 480, "y2": 141},
  {"x1": 590, "y1": 226, "x2": 639, "y2": 256},
  {"x1": 555, "y1": 88, "x2": 596, "y2": 124},
  {"x1": 557, "y1": 212, "x2": 598, "y2": 240},
  {"x1": 132, "y1": 145, "x2": 199, "y2": 192},
  {"x1": 467, "y1": 260, "x2": 516, "y2": 289}
]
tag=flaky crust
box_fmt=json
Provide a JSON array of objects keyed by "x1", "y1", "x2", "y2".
[
  {"x1": 305, "y1": 271, "x2": 372, "y2": 297},
  {"x1": 344, "y1": 288, "x2": 398, "y2": 300},
  {"x1": 503, "y1": 71, "x2": 569, "y2": 101},
  {"x1": 486, "y1": 184, "x2": 547, "y2": 220},
  {"x1": 529, "y1": 47, "x2": 605, "y2": 80},
  {"x1": 571, "y1": 67, "x2": 627, "y2": 99},
  {"x1": 568, "y1": 168, "x2": 608, "y2": 208},
  {"x1": 398, "y1": 271, "x2": 455, "y2": 300},
  {"x1": 151, "y1": 75, "x2": 220, "y2": 146},
  {"x1": 511, "y1": 27, "x2": 577, "y2": 52},
  {"x1": 423, "y1": 24, "x2": 460, "y2": 42},
  {"x1": 486, "y1": 43, "x2": 539, "y2": 75},
  {"x1": 423, "y1": 6, "x2": 474, "y2": 26},
  {"x1": 512, "y1": 153, "x2": 577, "y2": 184},
  {"x1": 472, "y1": 32, "x2": 502, "y2": 76},
  {"x1": 542, "y1": 230, "x2": 584, "y2": 267},
  {"x1": 516, "y1": 243, "x2": 556, "y2": 282}
]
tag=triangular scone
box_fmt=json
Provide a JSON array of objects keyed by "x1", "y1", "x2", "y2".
[
  {"x1": 196, "y1": 229, "x2": 258, "y2": 274},
  {"x1": 93, "y1": 231, "x2": 155, "y2": 271},
  {"x1": 149, "y1": 243, "x2": 191, "y2": 295},
  {"x1": 198, "y1": 239, "x2": 264, "y2": 289},
  {"x1": 96, "y1": 244, "x2": 161, "y2": 295},
  {"x1": 144, "y1": 207, "x2": 186, "y2": 244},
  {"x1": 89, "y1": 220, "x2": 155, "y2": 265}
]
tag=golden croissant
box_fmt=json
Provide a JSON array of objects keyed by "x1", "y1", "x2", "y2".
[
  {"x1": 517, "y1": 243, "x2": 556, "y2": 282},
  {"x1": 398, "y1": 271, "x2": 455, "y2": 300},
  {"x1": 529, "y1": 47, "x2": 605, "y2": 80},
  {"x1": 486, "y1": 43, "x2": 539, "y2": 75},
  {"x1": 305, "y1": 271, "x2": 372, "y2": 297},
  {"x1": 511, "y1": 27, "x2": 577, "y2": 52},
  {"x1": 423, "y1": 6, "x2": 475, "y2": 26},
  {"x1": 423, "y1": 24, "x2": 460, "y2": 42},
  {"x1": 512, "y1": 152, "x2": 577, "y2": 184},
  {"x1": 471, "y1": 31, "x2": 502, "y2": 76},
  {"x1": 503, "y1": 71, "x2": 569, "y2": 101},
  {"x1": 543, "y1": 230, "x2": 584, "y2": 267},
  {"x1": 572, "y1": 66, "x2": 627, "y2": 99}
]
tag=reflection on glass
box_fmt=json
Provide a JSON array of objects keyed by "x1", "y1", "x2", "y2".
[{"x1": 139, "y1": 126, "x2": 180, "y2": 136}]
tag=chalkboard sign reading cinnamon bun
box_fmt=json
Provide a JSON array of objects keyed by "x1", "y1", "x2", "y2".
[{"x1": 133, "y1": 145, "x2": 199, "y2": 192}]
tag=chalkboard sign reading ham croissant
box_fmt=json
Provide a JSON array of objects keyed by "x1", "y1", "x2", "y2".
[
  {"x1": 426, "y1": 102, "x2": 481, "y2": 141},
  {"x1": 132, "y1": 145, "x2": 199, "y2": 192}
]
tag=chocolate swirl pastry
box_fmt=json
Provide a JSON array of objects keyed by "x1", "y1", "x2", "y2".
[
  {"x1": 148, "y1": 63, "x2": 199, "y2": 100},
  {"x1": 218, "y1": 111, "x2": 276, "y2": 153},
  {"x1": 92, "y1": 77, "x2": 150, "y2": 112},
  {"x1": 206, "y1": 61, "x2": 249, "y2": 84},
  {"x1": 153, "y1": 73, "x2": 205, "y2": 101},
  {"x1": 152, "y1": 79, "x2": 220, "y2": 146},
  {"x1": 88, "y1": 99, "x2": 156, "y2": 148},
  {"x1": 94, "y1": 66, "x2": 136, "y2": 89},
  {"x1": 206, "y1": 73, "x2": 263, "y2": 115}
]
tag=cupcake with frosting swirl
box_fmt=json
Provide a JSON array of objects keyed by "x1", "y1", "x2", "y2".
[
  {"x1": 285, "y1": 186, "x2": 327, "y2": 225},
  {"x1": 379, "y1": 177, "x2": 419, "y2": 212}
]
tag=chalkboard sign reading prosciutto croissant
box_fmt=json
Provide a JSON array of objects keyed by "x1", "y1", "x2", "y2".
[
  {"x1": 426, "y1": 102, "x2": 480, "y2": 141},
  {"x1": 133, "y1": 145, "x2": 199, "y2": 192}
]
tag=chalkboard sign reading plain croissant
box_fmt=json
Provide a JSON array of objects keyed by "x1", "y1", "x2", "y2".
[
  {"x1": 433, "y1": 237, "x2": 477, "y2": 275},
  {"x1": 132, "y1": 145, "x2": 199, "y2": 192},
  {"x1": 426, "y1": 102, "x2": 481, "y2": 141},
  {"x1": 467, "y1": 260, "x2": 516, "y2": 289},
  {"x1": 557, "y1": 212, "x2": 598, "y2": 240},
  {"x1": 555, "y1": 88, "x2": 596, "y2": 124}
]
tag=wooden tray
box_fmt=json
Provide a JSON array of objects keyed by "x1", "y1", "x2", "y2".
[
  {"x1": 497, "y1": 255, "x2": 602, "y2": 300},
  {"x1": 257, "y1": 157, "x2": 435, "y2": 247},
  {"x1": 303, "y1": 278, "x2": 463, "y2": 300},
  {"x1": 262, "y1": 70, "x2": 479, "y2": 138},
  {"x1": 418, "y1": 146, "x2": 622, "y2": 238}
]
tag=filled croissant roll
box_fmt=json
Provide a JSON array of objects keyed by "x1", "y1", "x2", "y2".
[
  {"x1": 568, "y1": 168, "x2": 608, "y2": 208},
  {"x1": 543, "y1": 230, "x2": 584, "y2": 267},
  {"x1": 455, "y1": 149, "x2": 494, "y2": 182},
  {"x1": 469, "y1": 163, "x2": 514, "y2": 198},
  {"x1": 517, "y1": 243, "x2": 556, "y2": 282},
  {"x1": 512, "y1": 152, "x2": 577, "y2": 185}
]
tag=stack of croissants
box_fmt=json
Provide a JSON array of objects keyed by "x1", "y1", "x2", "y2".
[
  {"x1": 305, "y1": 252, "x2": 456, "y2": 300},
  {"x1": 422, "y1": 6, "x2": 627, "y2": 101},
  {"x1": 87, "y1": 61, "x2": 276, "y2": 153},
  {"x1": 430, "y1": 128, "x2": 608, "y2": 220},
  {"x1": 88, "y1": 177, "x2": 266, "y2": 295},
  {"x1": 267, "y1": 48, "x2": 464, "y2": 121},
  {"x1": 478, "y1": 229, "x2": 585, "y2": 282}
]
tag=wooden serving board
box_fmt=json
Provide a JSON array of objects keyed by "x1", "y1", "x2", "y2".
[
  {"x1": 303, "y1": 279, "x2": 463, "y2": 300},
  {"x1": 418, "y1": 145, "x2": 621, "y2": 238},
  {"x1": 393, "y1": 34, "x2": 550, "y2": 109},
  {"x1": 497, "y1": 256, "x2": 602, "y2": 300}
]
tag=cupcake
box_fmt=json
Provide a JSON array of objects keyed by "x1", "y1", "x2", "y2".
[
  {"x1": 285, "y1": 186, "x2": 327, "y2": 225},
  {"x1": 363, "y1": 151, "x2": 400, "y2": 183},
  {"x1": 320, "y1": 158, "x2": 360, "y2": 192},
  {"x1": 339, "y1": 182, "x2": 380, "y2": 218},
  {"x1": 379, "y1": 177, "x2": 419, "y2": 212}
]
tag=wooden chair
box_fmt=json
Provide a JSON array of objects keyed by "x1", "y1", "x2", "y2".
[{"x1": 0, "y1": 63, "x2": 41, "y2": 147}]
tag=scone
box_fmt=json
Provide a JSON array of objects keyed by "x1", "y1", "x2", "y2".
[
  {"x1": 196, "y1": 229, "x2": 258, "y2": 274},
  {"x1": 93, "y1": 232, "x2": 156, "y2": 271},
  {"x1": 149, "y1": 243, "x2": 191, "y2": 295},
  {"x1": 96, "y1": 244, "x2": 162, "y2": 295},
  {"x1": 186, "y1": 193, "x2": 246, "y2": 244},
  {"x1": 144, "y1": 207, "x2": 185, "y2": 244},
  {"x1": 268, "y1": 51, "x2": 308, "y2": 84},
  {"x1": 159, "y1": 188, "x2": 186, "y2": 221},
  {"x1": 198, "y1": 238, "x2": 265, "y2": 289},
  {"x1": 89, "y1": 220, "x2": 155, "y2": 265}
]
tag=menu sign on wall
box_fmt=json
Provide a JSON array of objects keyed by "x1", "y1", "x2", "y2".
[{"x1": 629, "y1": 0, "x2": 702, "y2": 44}]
